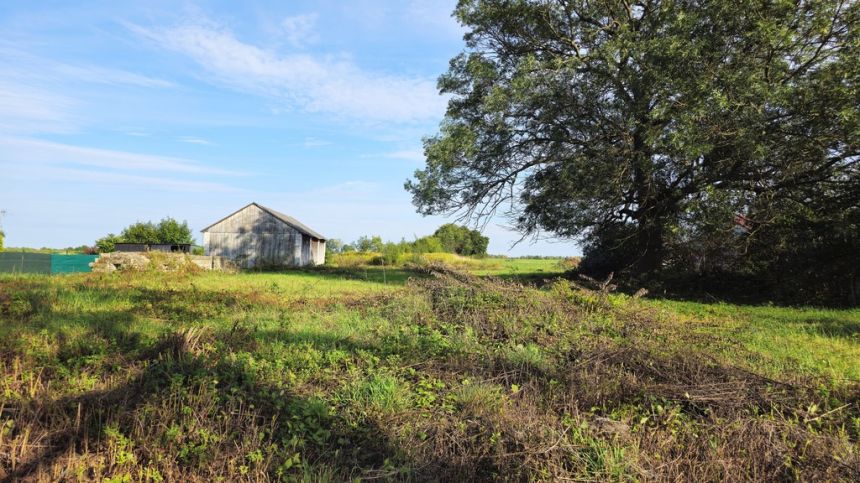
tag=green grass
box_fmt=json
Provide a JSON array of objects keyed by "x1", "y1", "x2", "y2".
[
  {"x1": 468, "y1": 256, "x2": 567, "y2": 277},
  {"x1": 650, "y1": 299, "x2": 860, "y2": 383},
  {"x1": 0, "y1": 268, "x2": 858, "y2": 480}
]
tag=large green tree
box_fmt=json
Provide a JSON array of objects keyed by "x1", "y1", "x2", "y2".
[{"x1": 407, "y1": 0, "x2": 859, "y2": 276}]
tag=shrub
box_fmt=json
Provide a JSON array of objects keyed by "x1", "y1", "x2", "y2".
[
  {"x1": 96, "y1": 233, "x2": 123, "y2": 253},
  {"x1": 412, "y1": 236, "x2": 444, "y2": 254},
  {"x1": 433, "y1": 224, "x2": 489, "y2": 256}
]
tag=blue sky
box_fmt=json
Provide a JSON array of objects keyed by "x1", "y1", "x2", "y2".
[{"x1": 0, "y1": 0, "x2": 579, "y2": 256}]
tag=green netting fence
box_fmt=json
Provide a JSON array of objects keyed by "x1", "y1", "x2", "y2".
[
  {"x1": 0, "y1": 253, "x2": 98, "y2": 275},
  {"x1": 50, "y1": 254, "x2": 99, "y2": 274}
]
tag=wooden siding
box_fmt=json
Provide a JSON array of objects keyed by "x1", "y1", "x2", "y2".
[
  {"x1": 203, "y1": 204, "x2": 325, "y2": 267},
  {"x1": 310, "y1": 239, "x2": 326, "y2": 266}
]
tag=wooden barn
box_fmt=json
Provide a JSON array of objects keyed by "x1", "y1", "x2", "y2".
[{"x1": 201, "y1": 203, "x2": 326, "y2": 268}]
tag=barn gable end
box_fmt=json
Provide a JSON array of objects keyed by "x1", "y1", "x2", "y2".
[{"x1": 202, "y1": 203, "x2": 325, "y2": 268}]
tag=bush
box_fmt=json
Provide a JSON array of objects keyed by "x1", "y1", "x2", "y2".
[
  {"x1": 95, "y1": 234, "x2": 123, "y2": 254},
  {"x1": 433, "y1": 224, "x2": 489, "y2": 256},
  {"x1": 412, "y1": 236, "x2": 444, "y2": 254}
]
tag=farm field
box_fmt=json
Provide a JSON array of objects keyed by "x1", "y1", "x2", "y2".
[{"x1": 1, "y1": 262, "x2": 858, "y2": 481}]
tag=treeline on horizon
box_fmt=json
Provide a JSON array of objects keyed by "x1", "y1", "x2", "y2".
[{"x1": 326, "y1": 223, "x2": 490, "y2": 266}]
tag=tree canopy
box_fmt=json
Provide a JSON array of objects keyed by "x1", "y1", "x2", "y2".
[
  {"x1": 96, "y1": 218, "x2": 194, "y2": 253},
  {"x1": 407, "y1": 0, "x2": 859, "y2": 285},
  {"x1": 434, "y1": 223, "x2": 489, "y2": 256}
]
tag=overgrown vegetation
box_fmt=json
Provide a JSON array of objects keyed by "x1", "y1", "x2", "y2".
[{"x1": 1, "y1": 265, "x2": 857, "y2": 480}]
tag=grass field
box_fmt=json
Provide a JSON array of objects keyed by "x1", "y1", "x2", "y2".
[{"x1": 1, "y1": 260, "x2": 858, "y2": 481}]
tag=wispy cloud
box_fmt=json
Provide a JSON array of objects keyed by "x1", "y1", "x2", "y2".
[
  {"x1": 0, "y1": 80, "x2": 79, "y2": 134},
  {"x1": 0, "y1": 45, "x2": 174, "y2": 88},
  {"x1": 31, "y1": 166, "x2": 240, "y2": 193},
  {"x1": 0, "y1": 45, "x2": 175, "y2": 136},
  {"x1": 0, "y1": 137, "x2": 239, "y2": 175},
  {"x1": 281, "y1": 13, "x2": 319, "y2": 48},
  {"x1": 129, "y1": 19, "x2": 447, "y2": 123},
  {"x1": 54, "y1": 64, "x2": 174, "y2": 88},
  {"x1": 178, "y1": 136, "x2": 215, "y2": 145}
]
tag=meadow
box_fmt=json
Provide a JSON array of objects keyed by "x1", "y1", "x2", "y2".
[{"x1": 0, "y1": 258, "x2": 858, "y2": 481}]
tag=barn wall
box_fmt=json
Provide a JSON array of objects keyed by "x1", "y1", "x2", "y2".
[
  {"x1": 301, "y1": 235, "x2": 311, "y2": 266},
  {"x1": 309, "y1": 239, "x2": 326, "y2": 266},
  {"x1": 204, "y1": 204, "x2": 309, "y2": 267}
]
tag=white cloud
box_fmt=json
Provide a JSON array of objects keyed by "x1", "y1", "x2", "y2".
[
  {"x1": 0, "y1": 137, "x2": 243, "y2": 194},
  {"x1": 130, "y1": 20, "x2": 447, "y2": 123},
  {"x1": 281, "y1": 13, "x2": 319, "y2": 48},
  {"x1": 0, "y1": 137, "x2": 238, "y2": 175},
  {"x1": 0, "y1": 80, "x2": 79, "y2": 134},
  {"x1": 0, "y1": 46, "x2": 175, "y2": 136},
  {"x1": 178, "y1": 136, "x2": 214, "y2": 145},
  {"x1": 0, "y1": 45, "x2": 174, "y2": 88},
  {"x1": 28, "y1": 166, "x2": 240, "y2": 193}
]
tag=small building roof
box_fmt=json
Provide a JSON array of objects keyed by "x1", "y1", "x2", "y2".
[{"x1": 201, "y1": 202, "x2": 326, "y2": 240}]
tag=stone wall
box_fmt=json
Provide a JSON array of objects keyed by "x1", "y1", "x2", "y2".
[{"x1": 91, "y1": 252, "x2": 234, "y2": 273}]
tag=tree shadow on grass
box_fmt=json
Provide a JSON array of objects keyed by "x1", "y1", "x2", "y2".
[
  {"x1": 1, "y1": 327, "x2": 415, "y2": 481},
  {"x1": 773, "y1": 314, "x2": 860, "y2": 339}
]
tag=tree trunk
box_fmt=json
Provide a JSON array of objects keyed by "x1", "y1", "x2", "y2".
[{"x1": 633, "y1": 217, "x2": 665, "y2": 276}]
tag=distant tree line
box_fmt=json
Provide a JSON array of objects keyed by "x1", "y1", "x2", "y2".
[
  {"x1": 96, "y1": 218, "x2": 195, "y2": 253},
  {"x1": 327, "y1": 224, "x2": 489, "y2": 262}
]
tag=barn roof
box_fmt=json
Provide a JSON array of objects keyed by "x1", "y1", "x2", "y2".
[{"x1": 201, "y1": 202, "x2": 326, "y2": 240}]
